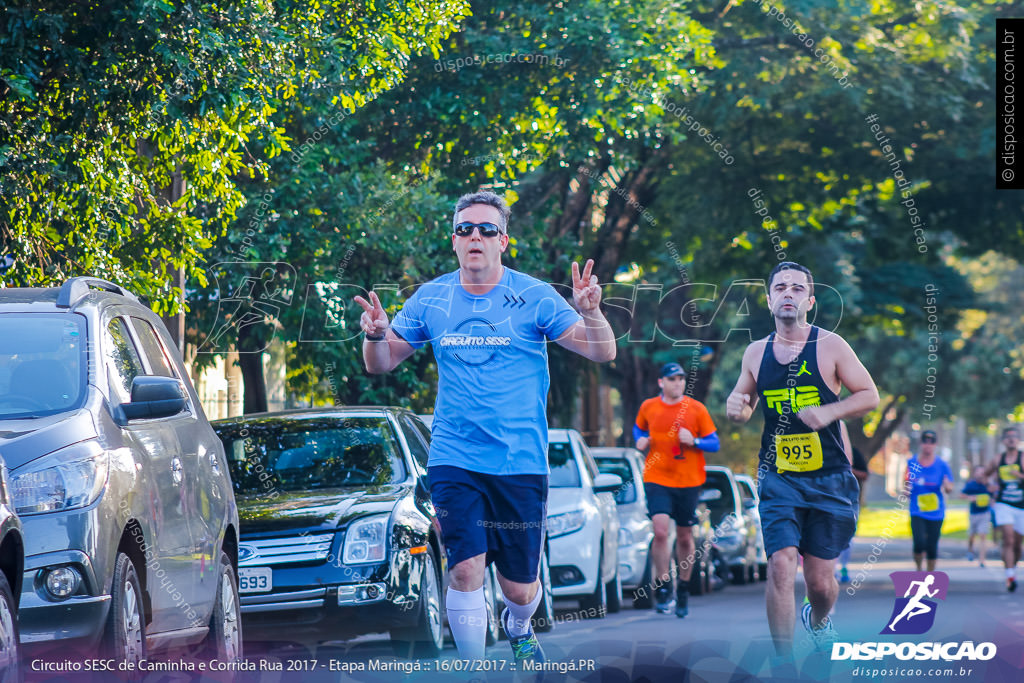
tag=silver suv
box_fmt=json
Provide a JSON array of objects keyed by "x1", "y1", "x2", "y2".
[{"x1": 0, "y1": 277, "x2": 241, "y2": 666}]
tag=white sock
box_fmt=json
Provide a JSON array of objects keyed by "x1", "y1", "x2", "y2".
[
  {"x1": 1007, "y1": 568, "x2": 1016, "y2": 579},
  {"x1": 503, "y1": 587, "x2": 543, "y2": 638},
  {"x1": 446, "y1": 587, "x2": 487, "y2": 659}
]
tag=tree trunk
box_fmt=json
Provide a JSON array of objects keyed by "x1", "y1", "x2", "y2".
[
  {"x1": 237, "y1": 323, "x2": 268, "y2": 414},
  {"x1": 580, "y1": 365, "x2": 600, "y2": 445},
  {"x1": 847, "y1": 397, "x2": 908, "y2": 465},
  {"x1": 159, "y1": 170, "x2": 186, "y2": 356},
  {"x1": 616, "y1": 350, "x2": 659, "y2": 448}
]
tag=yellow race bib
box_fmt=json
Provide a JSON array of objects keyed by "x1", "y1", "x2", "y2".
[
  {"x1": 975, "y1": 494, "x2": 990, "y2": 507},
  {"x1": 775, "y1": 433, "x2": 823, "y2": 473},
  {"x1": 917, "y1": 492, "x2": 940, "y2": 512},
  {"x1": 1000, "y1": 464, "x2": 1021, "y2": 482}
]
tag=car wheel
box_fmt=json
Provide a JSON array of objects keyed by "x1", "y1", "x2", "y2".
[
  {"x1": 103, "y1": 553, "x2": 146, "y2": 673},
  {"x1": 605, "y1": 565, "x2": 622, "y2": 614},
  {"x1": 0, "y1": 571, "x2": 20, "y2": 683},
  {"x1": 579, "y1": 547, "x2": 607, "y2": 618},
  {"x1": 730, "y1": 563, "x2": 747, "y2": 585},
  {"x1": 711, "y1": 548, "x2": 729, "y2": 591},
  {"x1": 391, "y1": 552, "x2": 444, "y2": 658},
  {"x1": 632, "y1": 545, "x2": 654, "y2": 609},
  {"x1": 201, "y1": 552, "x2": 242, "y2": 669},
  {"x1": 532, "y1": 550, "x2": 555, "y2": 633},
  {"x1": 758, "y1": 562, "x2": 768, "y2": 582},
  {"x1": 483, "y1": 566, "x2": 500, "y2": 646},
  {"x1": 687, "y1": 539, "x2": 708, "y2": 596}
]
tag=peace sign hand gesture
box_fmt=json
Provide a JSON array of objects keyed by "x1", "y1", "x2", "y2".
[
  {"x1": 572, "y1": 259, "x2": 602, "y2": 313},
  {"x1": 353, "y1": 291, "x2": 390, "y2": 339}
]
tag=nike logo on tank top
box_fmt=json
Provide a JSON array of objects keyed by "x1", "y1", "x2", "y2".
[{"x1": 755, "y1": 326, "x2": 849, "y2": 475}]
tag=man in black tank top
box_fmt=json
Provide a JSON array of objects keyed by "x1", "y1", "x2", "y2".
[
  {"x1": 726, "y1": 262, "x2": 879, "y2": 657},
  {"x1": 982, "y1": 426, "x2": 1024, "y2": 591}
]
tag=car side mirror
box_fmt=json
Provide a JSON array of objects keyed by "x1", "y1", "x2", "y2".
[
  {"x1": 593, "y1": 472, "x2": 623, "y2": 494},
  {"x1": 114, "y1": 376, "x2": 186, "y2": 424}
]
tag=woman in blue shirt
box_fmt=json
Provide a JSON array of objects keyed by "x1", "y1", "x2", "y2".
[{"x1": 906, "y1": 430, "x2": 954, "y2": 571}]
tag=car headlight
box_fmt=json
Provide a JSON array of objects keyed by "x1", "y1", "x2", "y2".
[
  {"x1": 342, "y1": 514, "x2": 390, "y2": 565},
  {"x1": 547, "y1": 510, "x2": 586, "y2": 538},
  {"x1": 618, "y1": 527, "x2": 632, "y2": 547},
  {"x1": 11, "y1": 442, "x2": 109, "y2": 515}
]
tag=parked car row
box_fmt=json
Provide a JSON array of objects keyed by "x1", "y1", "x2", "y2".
[
  {"x1": 0, "y1": 276, "x2": 770, "y2": 677},
  {"x1": 0, "y1": 279, "x2": 497, "y2": 671},
  {"x1": 589, "y1": 447, "x2": 769, "y2": 614}
]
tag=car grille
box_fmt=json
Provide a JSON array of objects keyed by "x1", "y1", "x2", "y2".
[
  {"x1": 238, "y1": 533, "x2": 335, "y2": 567},
  {"x1": 240, "y1": 587, "x2": 328, "y2": 613}
]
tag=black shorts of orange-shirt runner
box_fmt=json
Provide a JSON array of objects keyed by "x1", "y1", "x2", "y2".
[{"x1": 910, "y1": 515, "x2": 943, "y2": 560}]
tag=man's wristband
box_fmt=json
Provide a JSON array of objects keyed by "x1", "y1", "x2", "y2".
[
  {"x1": 364, "y1": 330, "x2": 387, "y2": 341},
  {"x1": 694, "y1": 437, "x2": 701, "y2": 449}
]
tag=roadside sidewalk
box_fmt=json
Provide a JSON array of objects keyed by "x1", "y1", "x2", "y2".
[{"x1": 843, "y1": 536, "x2": 1010, "y2": 586}]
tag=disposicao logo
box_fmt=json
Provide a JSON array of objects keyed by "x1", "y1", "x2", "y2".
[
  {"x1": 831, "y1": 571, "x2": 997, "y2": 662},
  {"x1": 882, "y1": 571, "x2": 948, "y2": 635}
]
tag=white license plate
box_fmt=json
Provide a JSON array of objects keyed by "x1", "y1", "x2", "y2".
[{"x1": 239, "y1": 567, "x2": 272, "y2": 594}]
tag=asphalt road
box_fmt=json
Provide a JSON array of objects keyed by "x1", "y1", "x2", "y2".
[
  {"x1": 23, "y1": 538, "x2": 1024, "y2": 683},
  {"x1": 231, "y1": 537, "x2": 1024, "y2": 683}
]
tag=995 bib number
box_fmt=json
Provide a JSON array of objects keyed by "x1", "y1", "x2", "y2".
[{"x1": 774, "y1": 433, "x2": 823, "y2": 473}]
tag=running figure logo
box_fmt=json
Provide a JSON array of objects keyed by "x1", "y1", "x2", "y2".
[{"x1": 881, "y1": 571, "x2": 949, "y2": 635}]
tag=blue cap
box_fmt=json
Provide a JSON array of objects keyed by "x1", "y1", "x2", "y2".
[{"x1": 659, "y1": 362, "x2": 686, "y2": 379}]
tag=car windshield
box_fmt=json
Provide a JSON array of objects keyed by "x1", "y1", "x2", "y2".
[
  {"x1": 215, "y1": 416, "x2": 407, "y2": 495},
  {"x1": 702, "y1": 470, "x2": 737, "y2": 527},
  {"x1": 0, "y1": 314, "x2": 86, "y2": 419},
  {"x1": 548, "y1": 441, "x2": 581, "y2": 488},
  {"x1": 595, "y1": 457, "x2": 636, "y2": 504}
]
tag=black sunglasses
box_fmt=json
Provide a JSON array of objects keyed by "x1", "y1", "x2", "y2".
[
  {"x1": 453, "y1": 222, "x2": 503, "y2": 238},
  {"x1": 921, "y1": 437, "x2": 937, "y2": 443}
]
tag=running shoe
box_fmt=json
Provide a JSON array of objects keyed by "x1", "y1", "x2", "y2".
[
  {"x1": 801, "y1": 600, "x2": 838, "y2": 652},
  {"x1": 654, "y1": 586, "x2": 675, "y2": 614},
  {"x1": 966, "y1": 551, "x2": 976, "y2": 562},
  {"x1": 502, "y1": 608, "x2": 545, "y2": 664},
  {"x1": 839, "y1": 567, "x2": 850, "y2": 584},
  {"x1": 675, "y1": 585, "x2": 689, "y2": 618},
  {"x1": 1008, "y1": 577, "x2": 1018, "y2": 593}
]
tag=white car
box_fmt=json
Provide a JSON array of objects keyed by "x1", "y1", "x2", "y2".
[
  {"x1": 594, "y1": 447, "x2": 721, "y2": 605},
  {"x1": 734, "y1": 473, "x2": 768, "y2": 582},
  {"x1": 591, "y1": 447, "x2": 654, "y2": 598},
  {"x1": 704, "y1": 466, "x2": 760, "y2": 585},
  {"x1": 546, "y1": 429, "x2": 622, "y2": 617}
]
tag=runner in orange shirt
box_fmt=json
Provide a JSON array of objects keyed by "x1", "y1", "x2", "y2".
[{"x1": 634, "y1": 362, "x2": 719, "y2": 617}]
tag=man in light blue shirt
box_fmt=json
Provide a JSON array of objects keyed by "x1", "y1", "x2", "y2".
[{"x1": 354, "y1": 191, "x2": 615, "y2": 663}]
